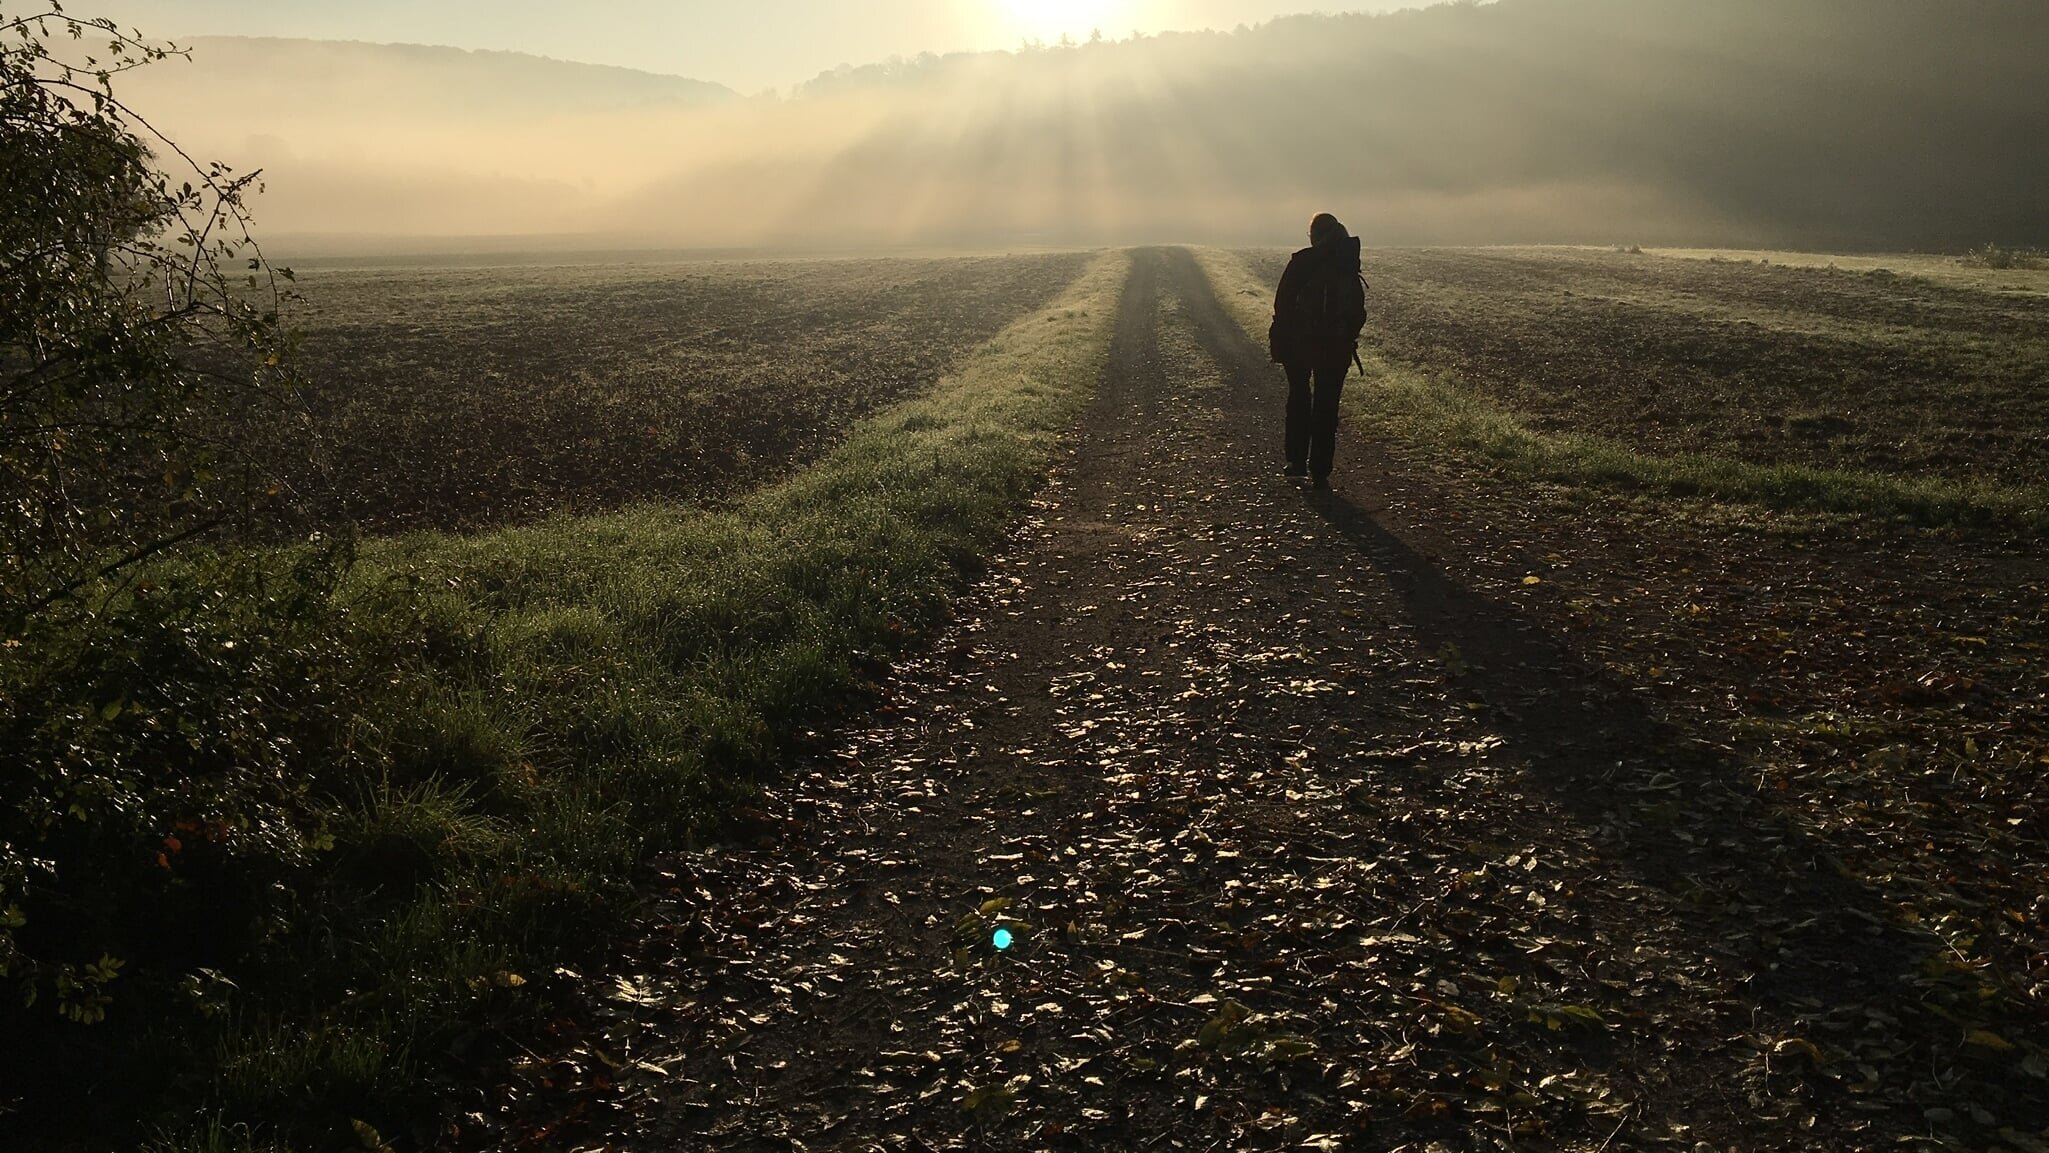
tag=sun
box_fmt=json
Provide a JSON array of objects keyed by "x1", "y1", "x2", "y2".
[{"x1": 994, "y1": 0, "x2": 1135, "y2": 44}]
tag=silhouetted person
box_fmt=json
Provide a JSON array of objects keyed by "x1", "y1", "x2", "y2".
[{"x1": 1269, "y1": 213, "x2": 1367, "y2": 489}]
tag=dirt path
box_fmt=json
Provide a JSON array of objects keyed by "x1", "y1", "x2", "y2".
[{"x1": 531, "y1": 250, "x2": 2035, "y2": 1153}]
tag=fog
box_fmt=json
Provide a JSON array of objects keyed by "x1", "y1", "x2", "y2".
[{"x1": 117, "y1": 0, "x2": 2049, "y2": 253}]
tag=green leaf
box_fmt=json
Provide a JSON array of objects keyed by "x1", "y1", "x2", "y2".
[
  {"x1": 1257, "y1": 1035, "x2": 1319, "y2": 1063},
  {"x1": 1772, "y1": 1037, "x2": 1825, "y2": 1063},
  {"x1": 350, "y1": 1120, "x2": 397, "y2": 1153},
  {"x1": 960, "y1": 1082, "x2": 1019, "y2": 1115},
  {"x1": 1197, "y1": 999, "x2": 1253, "y2": 1048},
  {"x1": 1529, "y1": 1002, "x2": 1605, "y2": 1031}
]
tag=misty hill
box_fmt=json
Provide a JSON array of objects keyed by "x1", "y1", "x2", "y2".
[
  {"x1": 117, "y1": 37, "x2": 740, "y2": 237},
  {"x1": 122, "y1": 1, "x2": 2049, "y2": 250},
  {"x1": 170, "y1": 37, "x2": 736, "y2": 119}
]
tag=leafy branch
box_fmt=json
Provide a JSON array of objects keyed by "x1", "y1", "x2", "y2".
[{"x1": 2, "y1": 2, "x2": 316, "y2": 632}]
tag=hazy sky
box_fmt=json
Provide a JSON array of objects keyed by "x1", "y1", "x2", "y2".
[{"x1": 83, "y1": 0, "x2": 1430, "y2": 92}]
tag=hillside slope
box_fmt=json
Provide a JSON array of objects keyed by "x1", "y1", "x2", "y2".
[{"x1": 157, "y1": 36, "x2": 734, "y2": 118}]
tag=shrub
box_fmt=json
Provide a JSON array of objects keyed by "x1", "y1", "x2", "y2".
[
  {"x1": 1961, "y1": 243, "x2": 2048, "y2": 271},
  {"x1": 1, "y1": 5, "x2": 335, "y2": 1126}
]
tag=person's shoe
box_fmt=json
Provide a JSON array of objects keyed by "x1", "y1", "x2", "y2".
[
  {"x1": 1283, "y1": 464, "x2": 1308, "y2": 479},
  {"x1": 1311, "y1": 475, "x2": 1332, "y2": 490}
]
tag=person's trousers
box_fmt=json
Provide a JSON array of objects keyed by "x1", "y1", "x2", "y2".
[{"x1": 1284, "y1": 355, "x2": 1351, "y2": 480}]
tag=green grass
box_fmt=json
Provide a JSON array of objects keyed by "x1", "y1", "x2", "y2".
[
  {"x1": 1348, "y1": 354, "x2": 2049, "y2": 528},
  {"x1": 1191, "y1": 247, "x2": 2049, "y2": 531},
  {"x1": 1649, "y1": 245, "x2": 2049, "y2": 293},
  {"x1": 10, "y1": 250, "x2": 1128, "y2": 1152}
]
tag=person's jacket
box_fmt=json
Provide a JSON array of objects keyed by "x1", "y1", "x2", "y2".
[{"x1": 1269, "y1": 235, "x2": 1366, "y2": 366}]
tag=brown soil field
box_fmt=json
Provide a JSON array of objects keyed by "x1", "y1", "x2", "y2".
[{"x1": 282, "y1": 253, "x2": 1092, "y2": 532}]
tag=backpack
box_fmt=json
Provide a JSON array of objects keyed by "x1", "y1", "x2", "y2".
[
  {"x1": 1304, "y1": 237, "x2": 1368, "y2": 346},
  {"x1": 1271, "y1": 237, "x2": 1368, "y2": 365}
]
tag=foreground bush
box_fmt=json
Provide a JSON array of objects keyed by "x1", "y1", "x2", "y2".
[{"x1": 5, "y1": 2, "x2": 316, "y2": 1102}]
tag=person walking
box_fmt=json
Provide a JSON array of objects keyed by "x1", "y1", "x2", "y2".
[{"x1": 1268, "y1": 213, "x2": 1367, "y2": 489}]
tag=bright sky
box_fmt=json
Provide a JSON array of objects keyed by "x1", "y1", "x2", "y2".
[{"x1": 81, "y1": 0, "x2": 1429, "y2": 92}]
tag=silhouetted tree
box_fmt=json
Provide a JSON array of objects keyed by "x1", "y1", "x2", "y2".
[
  {"x1": 1, "y1": 6, "x2": 303, "y2": 634},
  {"x1": 2, "y1": 9, "x2": 335, "y2": 1039}
]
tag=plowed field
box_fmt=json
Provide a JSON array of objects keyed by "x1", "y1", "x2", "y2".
[{"x1": 284, "y1": 253, "x2": 1092, "y2": 532}]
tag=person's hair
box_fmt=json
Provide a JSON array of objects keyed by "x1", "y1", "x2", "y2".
[{"x1": 1309, "y1": 213, "x2": 1348, "y2": 245}]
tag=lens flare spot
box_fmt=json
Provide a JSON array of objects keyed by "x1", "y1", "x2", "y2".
[{"x1": 992, "y1": 927, "x2": 1015, "y2": 951}]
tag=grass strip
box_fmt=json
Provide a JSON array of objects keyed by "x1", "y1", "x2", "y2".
[
  {"x1": 1190, "y1": 247, "x2": 2048, "y2": 531},
  {"x1": 12, "y1": 249, "x2": 1128, "y2": 1153}
]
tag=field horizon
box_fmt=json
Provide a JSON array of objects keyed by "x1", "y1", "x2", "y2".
[{"x1": 263, "y1": 238, "x2": 2049, "y2": 286}]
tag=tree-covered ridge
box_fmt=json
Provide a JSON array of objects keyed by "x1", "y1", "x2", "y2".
[{"x1": 173, "y1": 36, "x2": 737, "y2": 117}]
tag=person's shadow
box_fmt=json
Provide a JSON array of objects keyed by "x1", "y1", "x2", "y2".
[{"x1": 1304, "y1": 484, "x2": 1734, "y2": 873}]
